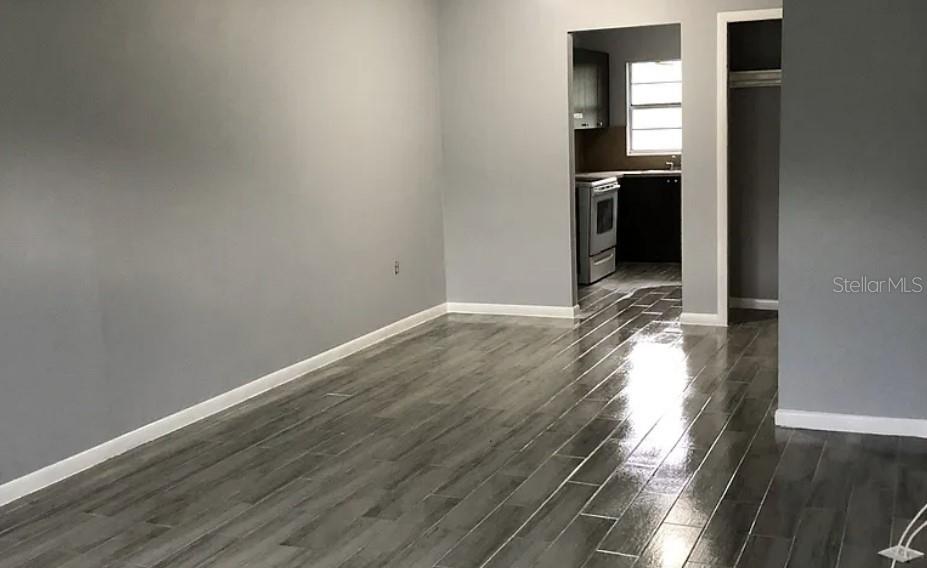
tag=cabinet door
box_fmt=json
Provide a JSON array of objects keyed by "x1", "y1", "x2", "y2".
[
  {"x1": 617, "y1": 177, "x2": 681, "y2": 262},
  {"x1": 573, "y1": 50, "x2": 594, "y2": 129},
  {"x1": 616, "y1": 178, "x2": 645, "y2": 261},
  {"x1": 653, "y1": 177, "x2": 681, "y2": 262},
  {"x1": 573, "y1": 49, "x2": 609, "y2": 129},
  {"x1": 591, "y1": 50, "x2": 609, "y2": 128},
  {"x1": 572, "y1": 63, "x2": 588, "y2": 128}
]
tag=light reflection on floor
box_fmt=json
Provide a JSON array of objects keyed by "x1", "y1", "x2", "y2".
[{"x1": 623, "y1": 340, "x2": 692, "y2": 469}]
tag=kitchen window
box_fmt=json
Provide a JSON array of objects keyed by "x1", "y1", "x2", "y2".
[{"x1": 627, "y1": 60, "x2": 682, "y2": 155}]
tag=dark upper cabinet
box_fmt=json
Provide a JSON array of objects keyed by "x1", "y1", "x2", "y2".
[
  {"x1": 572, "y1": 48, "x2": 609, "y2": 130},
  {"x1": 617, "y1": 176, "x2": 681, "y2": 263}
]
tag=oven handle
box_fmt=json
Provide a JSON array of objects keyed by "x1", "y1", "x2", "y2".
[{"x1": 593, "y1": 184, "x2": 619, "y2": 194}]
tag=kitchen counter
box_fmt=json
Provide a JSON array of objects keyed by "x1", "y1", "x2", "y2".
[{"x1": 579, "y1": 169, "x2": 682, "y2": 179}]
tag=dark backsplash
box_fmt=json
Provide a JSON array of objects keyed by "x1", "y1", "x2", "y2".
[{"x1": 575, "y1": 126, "x2": 679, "y2": 172}]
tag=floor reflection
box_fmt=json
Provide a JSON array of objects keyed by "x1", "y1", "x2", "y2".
[{"x1": 622, "y1": 339, "x2": 691, "y2": 463}]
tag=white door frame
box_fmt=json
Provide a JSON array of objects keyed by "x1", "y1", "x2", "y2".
[{"x1": 716, "y1": 7, "x2": 783, "y2": 326}]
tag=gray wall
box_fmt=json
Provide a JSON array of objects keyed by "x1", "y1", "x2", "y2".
[
  {"x1": 729, "y1": 86, "x2": 780, "y2": 301},
  {"x1": 779, "y1": 0, "x2": 927, "y2": 418},
  {"x1": 438, "y1": 0, "x2": 782, "y2": 310},
  {"x1": 573, "y1": 25, "x2": 681, "y2": 128},
  {"x1": 0, "y1": 0, "x2": 446, "y2": 483}
]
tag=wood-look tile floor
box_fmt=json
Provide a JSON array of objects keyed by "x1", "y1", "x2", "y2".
[
  {"x1": 0, "y1": 282, "x2": 919, "y2": 568},
  {"x1": 578, "y1": 263, "x2": 681, "y2": 317}
]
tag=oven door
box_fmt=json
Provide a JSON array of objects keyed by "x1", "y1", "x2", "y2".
[{"x1": 588, "y1": 187, "x2": 618, "y2": 255}]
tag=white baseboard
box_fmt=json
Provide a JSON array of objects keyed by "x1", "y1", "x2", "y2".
[
  {"x1": 679, "y1": 312, "x2": 727, "y2": 327},
  {"x1": 776, "y1": 409, "x2": 927, "y2": 438},
  {"x1": 446, "y1": 302, "x2": 579, "y2": 319},
  {"x1": 0, "y1": 304, "x2": 447, "y2": 509},
  {"x1": 730, "y1": 297, "x2": 779, "y2": 311}
]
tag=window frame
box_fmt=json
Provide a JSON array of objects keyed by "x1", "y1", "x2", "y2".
[{"x1": 626, "y1": 59, "x2": 683, "y2": 156}]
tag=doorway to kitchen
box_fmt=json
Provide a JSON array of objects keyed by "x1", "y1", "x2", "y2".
[
  {"x1": 569, "y1": 24, "x2": 683, "y2": 318},
  {"x1": 717, "y1": 10, "x2": 783, "y2": 326}
]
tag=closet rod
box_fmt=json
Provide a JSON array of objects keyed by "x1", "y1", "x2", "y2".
[{"x1": 730, "y1": 69, "x2": 781, "y2": 88}]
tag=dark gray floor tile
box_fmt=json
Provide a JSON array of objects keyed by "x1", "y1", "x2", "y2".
[
  {"x1": 835, "y1": 544, "x2": 893, "y2": 568},
  {"x1": 734, "y1": 535, "x2": 791, "y2": 568},
  {"x1": 841, "y1": 486, "x2": 892, "y2": 548},
  {"x1": 725, "y1": 451, "x2": 781, "y2": 504},
  {"x1": 119, "y1": 503, "x2": 250, "y2": 567},
  {"x1": 439, "y1": 474, "x2": 525, "y2": 532},
  {"x1": 0, "y1": 513, "x2": 127, "y2": 568},
  {"x1": 703, "y1": 381, "x2": 747, "y2": 414},
  {"x1": 502, "y1": 431, "x2": 570, "y2": 479},
  {"x1": 582, "y1": 551, "x2": 637, "y2": 568},
  {"x1": 507, "y1": 456, "x2": 583, "y2": 510},
  {"x1": 378, "y1": 526, "x2": 462, "y2": 568},
  {"x1": 519, "y1": 482, "x2": 598, "y2": 543},
  {"x1": 806, "y1": 440, "x2": 855, "y2": 511},
  {"x1": 752, "y1": 431, "x2": 827, "y2": 538},
  {"x1": 785, "y1": 508, "x2": 845, "y2": 568},
  {"x1": 584, "y1": 465, "x2": 654, "y2": 519},
  {"x1": 752, "y1": 481, "x2": 813, "y2": 538},
  {"x1": 688, "y1": 500, "x2": 759, "y2": 566},
  {"x1": 896, "y1": 465, "x2": 927, "y2": 519},
  {"x1": 438, "y1": 505, "x2": 530, "y2": 568},
  {"x1": 644, "y1": 446, "x2": 707, "y2": 496},
  {"x1": 598, "y1": 492, "x2": 676, "y2": 556},
  {"x1": 898, "y1": 437, "x2": 927, "y2": 468},
  {"x1": 535, "y1": 514, "x2": 614, "y2": 568},
  {"x1": 635, "y1": 523, "x2": 701, "y2": 568},
  {"x1": 745, "y1": 368, "x2": 777, "y2": 400},
  {"x1": 724, "y1": 397, "x2": 772, "y2": 434},
  {"x1": 482, "y1": 536, "x2": 550, "y2": 568},
  {"x1": 56, "y1": 523, "x2": 170, "y2": 568},
  {"x1": 571, "y1": 436, "x2": 634, "y2": 485},
  {"x1": 664, "y1": 431, "x2": 749, "y2": 527},
  {"x1": 558, "y1": 419, "x2": 622, "y2": 458}
]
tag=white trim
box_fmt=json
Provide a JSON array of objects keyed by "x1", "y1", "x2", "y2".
[
  {"x1": 446, "y1": 302, "x2": 579, "y2": 319},
  {"x1": 776, "y1": 409, "x2": 927, "y2": 438},
  {"x1": 716, "y1": 7, "x2": 783, "y2": 329},
  {"x1": 0, "y1": 304, "x2": 447, "y2": 508},
  {"x1": 730, "y1": 297, "x2": 779, "y2": 310},
  {"x1": 678, "y1": 311, "x2": 727, "y2": 327}
]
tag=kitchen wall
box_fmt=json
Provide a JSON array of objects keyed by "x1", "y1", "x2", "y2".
[
  {"x1": 439, "y1": 0, "x2": 782, "y2": 311},
  {"x1": 574, "y1": 129, "x2": 677, "y2": 174},
  {"x1": 0, "y1": 0, "x2": 445, "y2": 484},
  {"x1": 779, "y1": 0, "x2": 927, "y2": 419},
  {"x1": 573, "y1": 25, "x2": 681, "y2": 173}
]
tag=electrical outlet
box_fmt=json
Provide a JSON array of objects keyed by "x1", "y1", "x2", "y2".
[{"x1": 394, "y1": 261, "x2": 400, "y2": 275}]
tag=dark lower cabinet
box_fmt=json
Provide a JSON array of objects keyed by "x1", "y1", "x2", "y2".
[{"x1": 617, "y1": 176, "x2": 682, "y2": 262}]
